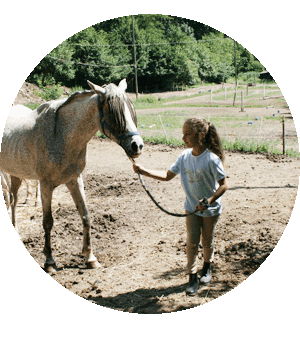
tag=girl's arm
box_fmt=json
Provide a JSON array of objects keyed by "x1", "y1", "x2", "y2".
[
  {"x1": 197, "y1": 177, "x2": 229, "y2": 211},
  {"x1": 209, "y1": 177, "x2": 229, "y2": 204},
  {"x1": 133, "y1": 164, "x2": 177, "y2": 182}
]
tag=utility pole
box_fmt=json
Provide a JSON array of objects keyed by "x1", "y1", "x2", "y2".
[
  {"x1": 132, "y1": 15, "x2": 139, "y2": 99},
  {"x1": 233, "y1": 40, "x2": 237, "y2": 106}
]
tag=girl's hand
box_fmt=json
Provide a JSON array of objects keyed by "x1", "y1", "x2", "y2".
[
  {"x1": 133, "y1": 164, "x2": 145, "y2": 175},
  {"x1": 196, "y1": 198, "x2": 210, "y2": 213}
]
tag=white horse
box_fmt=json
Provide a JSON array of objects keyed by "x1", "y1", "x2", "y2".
[{"x1": 0, "y1": 79, "x2": 143, "y2": 273}]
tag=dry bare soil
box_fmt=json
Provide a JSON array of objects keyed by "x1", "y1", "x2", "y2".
[{"x1": 16, "y1": 137, "x2": 299, "y2": 313}]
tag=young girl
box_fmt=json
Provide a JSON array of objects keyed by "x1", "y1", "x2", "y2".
[{"x1": 133, "y1": 117, "x2": 228, "y2": 296}]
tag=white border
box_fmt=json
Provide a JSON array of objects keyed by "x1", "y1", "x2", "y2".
[{"x1": 1, "y1": 2, "x2": 299, "y2": 359}]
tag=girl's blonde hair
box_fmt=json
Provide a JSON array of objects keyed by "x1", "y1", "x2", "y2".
[{"x1": 184, "y1": 117, "x2": 226, "y2": 164}]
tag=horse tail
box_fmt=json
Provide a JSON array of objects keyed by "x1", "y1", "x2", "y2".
[{"x1": 0, "y1": 170, "x2": 13, "y2": 209}]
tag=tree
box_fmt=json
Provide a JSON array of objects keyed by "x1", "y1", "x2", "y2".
[
  {"x1": 236, "y1": 43, "x2": 265, "y2": 74},
  {"x1": 25, "y1": 15, "x2": 265, "y2": 90},
  {"x1": 67, "y1": 26, "x2": 132, "y2": 87},
  {"x1": 197, "y1": 34, "x2": 234, "y2": 83},
  {"x1": 26, "y1": 41, "x2": 75, "y2": 86}
]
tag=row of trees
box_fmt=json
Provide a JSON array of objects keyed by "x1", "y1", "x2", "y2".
[{"x1": 26, "y1": 15, "x2": 265, "y2": 91}]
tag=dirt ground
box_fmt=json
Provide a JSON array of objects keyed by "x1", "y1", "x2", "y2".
[
  {"x1": 8, "y1": 81, "x2": 300, "y2": 313},
  {"x1": 15, "y1": 137, "x2": 299, "y2": 313}
]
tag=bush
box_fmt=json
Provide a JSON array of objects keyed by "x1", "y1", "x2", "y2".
[{"x1": 35, "y1": 84, "x2": 65, "y2": 101}]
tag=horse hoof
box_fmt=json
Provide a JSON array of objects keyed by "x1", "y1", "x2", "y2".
[
  {"x1": 44, "y1": 263, "x2": 57, "y2": 274},
  {"x1": 86, "y1": 260, "x2": 101, "y2": 269}
]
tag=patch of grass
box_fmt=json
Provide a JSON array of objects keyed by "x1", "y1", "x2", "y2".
[
  {"x1": 132, "y1": 92, "x2": 212, "y2": 109},
  {"x1": 220, "y1": 138, "x2": 294, "y2": 155},
  {"x1": 25, "y1": 103, "x2": 40, "y2": 110},
  {"x1": 142, "y1": 135, "x2": 184, "y2": 146},
  {"x1": 286, "y1": 148, "x2": 300, "y2": 157},
  {"x1": 133, "y1": 95, "x2": 159, "y2": 107},
  {"x1": 137, "y1": 113, "x2": 186, "y2": 130},
  {"x1": 71, "y1": 86, "x2": 84, "y2": 93}
]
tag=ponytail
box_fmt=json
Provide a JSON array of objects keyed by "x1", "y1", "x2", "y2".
[{"x1": 205, "y1": 122, "x2": 225, "y2": 164}]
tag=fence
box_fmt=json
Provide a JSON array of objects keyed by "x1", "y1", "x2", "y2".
[{"x1": 137, "y1": 111, "x2": 298, "y2": 156}]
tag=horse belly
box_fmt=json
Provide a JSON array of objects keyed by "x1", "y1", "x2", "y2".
[{"x1": 0, "y1": 128, "x2": 38, "y2": 179}]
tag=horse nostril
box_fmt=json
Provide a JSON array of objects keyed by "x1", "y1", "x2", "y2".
[{"x1": 131, "y1": 142, "x2": 138, "y2": 153}]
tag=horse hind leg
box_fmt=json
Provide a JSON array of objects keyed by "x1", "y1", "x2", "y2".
[
  {"x1": 10, "y1": 176, "x2": 22, "y2": 232},
  {"x1": 66, "y1": 175, "x2": 100, "y2": 269},
  {"x1": 40, "y1": 181, "x2": 57, "y2": 274},
  {"x1": 24, "y1": 179, "x2": 40, "y2": 207}
]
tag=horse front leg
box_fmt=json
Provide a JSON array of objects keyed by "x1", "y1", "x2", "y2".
[
  {"x1": 66, "y1": 175, "x2": 100, "y2": 269},
  {"x1": 40, "y1": 181, "x2": 56, "y2": 273}
]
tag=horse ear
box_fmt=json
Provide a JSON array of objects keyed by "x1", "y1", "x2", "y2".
[
  {"x1": 87, "y1": 80, "x2": 106, "y2": 95},
  {"x1": 118, "y1": 79, "x2": 127, "y2": 92}
]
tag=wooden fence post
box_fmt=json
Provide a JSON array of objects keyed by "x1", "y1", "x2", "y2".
[
  {"x1": 233, "y1": 93, "x2": 236, "y2": 106},
  {"x1": 240, "y1": 91, "x2": 245, "y2": 112},
  {"x1": 282, "y1": 115, "x2": 286, "y2": 155}
]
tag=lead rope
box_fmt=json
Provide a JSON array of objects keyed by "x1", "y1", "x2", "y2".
[{"x1": 127, "y1": 156, "x2": 209, "y2": 217}]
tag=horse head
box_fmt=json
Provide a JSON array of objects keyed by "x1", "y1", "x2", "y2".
[{"x1": 87, "y1": 79, "x2": 144, "y2": 159}]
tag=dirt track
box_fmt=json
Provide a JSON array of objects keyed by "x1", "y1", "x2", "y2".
[{"x1": 16, "y1": 137, "x2": 299, "y2": 313}]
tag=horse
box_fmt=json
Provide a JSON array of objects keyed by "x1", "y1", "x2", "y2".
[{"x1": 0, "y1": 79, "x2": 144, "y2": 273}]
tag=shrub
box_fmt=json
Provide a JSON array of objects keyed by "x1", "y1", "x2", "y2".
[{"x1": 34, "y1": 83, "x2": 65, "y2": 101}]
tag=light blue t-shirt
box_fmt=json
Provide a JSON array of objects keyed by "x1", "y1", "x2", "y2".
[{"x1": 169, "y1": 149, "x2": 226, "y2": 217}]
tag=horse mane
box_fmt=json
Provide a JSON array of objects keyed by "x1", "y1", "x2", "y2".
[{"x1": 58, "y1": 89, "x2": 94, "y2": 109}]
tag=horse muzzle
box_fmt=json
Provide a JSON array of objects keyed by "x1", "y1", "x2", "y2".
[{"x1": 122, "y1": 134, "x2": 144, "y2": 159}]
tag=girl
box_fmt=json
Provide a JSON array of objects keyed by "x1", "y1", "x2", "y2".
[{"x1": 133, "y1": 118, "x2": 228, "y2": 296}]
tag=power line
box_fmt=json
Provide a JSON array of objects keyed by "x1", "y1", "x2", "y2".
[
  {"x1": 46, "y1": 37, "x2": 233, "y2": 69},
  {"x1": 46, "y1": 55, "x2": 134, "y2": 68},
  {"x1": 63, "y1": 37, "x2": 231, "y2": 48}
]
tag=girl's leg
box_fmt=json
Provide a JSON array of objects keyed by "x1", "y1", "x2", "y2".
[
  {"x1": 200, "y1": 215, "x2": 220, "y2": 284},
  {"x1": 201, "y1": 215, "x2": 220, "y2": 263},
  {"x1": 186, "y1": 211, "x2": 202, "y2": 274}
]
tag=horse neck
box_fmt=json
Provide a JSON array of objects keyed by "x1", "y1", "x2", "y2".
[{"x1": 59, "y1": 94, "x2": 99, "y2": 151}]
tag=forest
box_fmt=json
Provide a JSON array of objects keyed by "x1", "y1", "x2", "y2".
[{"x1": 26, "y1": 14, "x2": 266, "y2": 92}]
